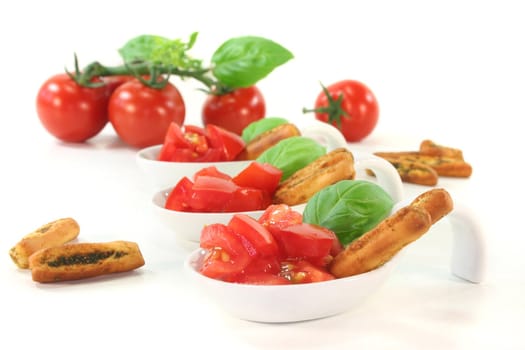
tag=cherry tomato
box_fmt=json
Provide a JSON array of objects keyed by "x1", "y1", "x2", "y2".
[
  {"x1": 310, "y1": 80, "x2": 379, "y2": 142},
  {"x1": 36, "y1": 73, "x2": 110, "y2": 142},
  {"x1": 101, "y1": 75, "x2": 134, "y2": 95},
  {"x1": 202, "y1": 86, "x2": 266, "y2": 135},
  {"x1": 109, "y1": 78, "x2": 185, "y2": 148}
]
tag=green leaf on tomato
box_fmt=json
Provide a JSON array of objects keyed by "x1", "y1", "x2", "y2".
[
  {"x1": 118, "y1": 32, "x2": 202, "y2": 69},
  {"x1": 302, "y1": 180, "x2": 394, "y2": 246},
  {"x1": 241, "y1": 117, "x2": 289, "y2": 143},
  {"x1": 211, "y1": 36, "x2": 294, "y2": 88},
  {"x1": 256, "y1": 136, "x2": 325, "y2": 181}
]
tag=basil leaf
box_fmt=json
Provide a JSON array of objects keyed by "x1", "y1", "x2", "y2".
[
  {"x1": 118, "y1": 33, "x2": 202, "y2": 69},
  {"x1": 303, "y1": 180, "x2": 394, "y2": 246},
  {"x1": 256, "y1": 136, "x2": 325, "y2": 181},
  {"x1": 211, "y1": 36, "x2": 294, "y2": 88},
  {"x1": 241, "y1": 117, "x2": 289, "y2": 143}
]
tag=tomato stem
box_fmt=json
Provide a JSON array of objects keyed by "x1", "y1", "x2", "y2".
[
  {"x1": 302, "y1": 83, "x2": 348, "y2": 128},
  {"x1": 68, "y1": 58, "x2": 230, "y2": 93}
]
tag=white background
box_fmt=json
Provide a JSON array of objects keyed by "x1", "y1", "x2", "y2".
[{"x1": 0, "y1": 1, "x2": 523, "y2": 349}]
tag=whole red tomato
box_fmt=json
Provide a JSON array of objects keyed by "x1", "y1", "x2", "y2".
[
  {"x1": 309, "y1": 80, "x2": 379, "y2": 142},
  {"x1": 36, "y1": 73, "x2": 110, "y2": 142},
  {"x1": 108, "y1": 78, "x2": 185, "y2": 148},
  {"x1": 202, "y1": 86, "x2": 265, "y2": 135}
]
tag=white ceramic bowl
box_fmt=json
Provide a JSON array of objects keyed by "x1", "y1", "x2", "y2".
[
  {"x1": 183, "y1": 199, "x2": 487, "y2": 323},
  {"x1": 151, "y1": 151, "x2": 405, "y2": 243},
  {"x1": 184, "y1": 248, "x2": 400, "y2": 323},
  {"x1": 137, "y1": 120, "x2": 349, "y2": 190}
]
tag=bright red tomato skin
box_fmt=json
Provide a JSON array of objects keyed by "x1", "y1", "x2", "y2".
[
  {"x1": 109, "y1": 79, "x2": 185, "y2": 148},
  {"x1": 36, "y1": 73, "x2": 110, "y2": 142},
  {"x1": 232, "y1": 162, "x2": 282, "y2": 194},
  {"x1": 314, "y1": 80, "x2": 379, "y2": 142},
  {"x1": 202, "y1": 86, "x2": 266, "y2": 135}
]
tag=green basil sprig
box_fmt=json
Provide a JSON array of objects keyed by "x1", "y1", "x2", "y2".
[{"x1": 303, "y1": 180, "x2": 394, "y2": 246}]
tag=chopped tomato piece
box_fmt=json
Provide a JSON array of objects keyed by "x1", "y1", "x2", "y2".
[
  {"x1": 200, "y1": 223, "x2": 252, "y2": 281},
  {"x1": 232, "y1": 162, "x2": 282, "y2": 194},
  {"x1": 226, "y1": 187, "x2": 272, "y2": 212},
  {"x1": 190, "y1": 176, "x2": 238, "y2": 212},
  {"x1": 235, "y1": 272, "x2": 291, "y2": 285},
  {"x1": 258, "y1": 204, "x2": 303, "y2": 231},
  {"x1": 206, "y1": 124, "x2": 246, "y2": 160},
  {"x1": 228, "y1": 214, "x2": 279, "y2": 257},
  {"x1": 164, "y1": 177, "x2": 194, "y2": 211},
  {"x1": 280, "y1": 260, "x2": 335, "y2": 284},
  {"x1": 157, "y1": 122, "x2": 244, "y2": 162},
  {"x1": 270, "y1": 223, "x2": 336, "y2": 265},
  {"x1": 193, "y1": 166, "x2": 232, "y2": 181}
]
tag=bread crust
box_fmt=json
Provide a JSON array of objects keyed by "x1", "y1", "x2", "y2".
[
  {"x1": 368, "y1": 157, "x2": 439, "y2": 186},
  {"x1": 9, "y1": 218, "x2": 80, "y2": 269},
  {"x1": 329, "y1": 188, "x2": 453, "y2": 278},
  {"x1": 374, "y1": 151, "x2": 472, "y2": 178},
  {"x1": 410, "y1": 188, "x2": 454, "y2": 224},
  {"x1": 273, "y1": 148, "x2": 355, "y2": 206},
  {"x1": 419, "y1": 139, "x2": 464, "y2": 160},
  {"x1": 28, "y1": 240, "x2": 145, "y2": 283},
  {"x1": 235, "y1": 123, "x2": 301, "y2": 160},
  {"x1": 330, "y1": 206, "x2": 432, "y2": 278}
]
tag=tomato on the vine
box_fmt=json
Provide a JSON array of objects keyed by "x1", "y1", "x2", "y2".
[
  {"x1": 306, "y1": 80, "x2": 379, "y2": 142},
  {"x1": 36, "y1": 73, "x2": 111, "y2": 143},
  {"x1": 108, "y1": 78, "x2": 185, "y2": 148},
  {"x1": 202, "y1": 86, "x2": 265, "y2": 135}
]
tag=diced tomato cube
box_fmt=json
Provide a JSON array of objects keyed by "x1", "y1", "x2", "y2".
[
  {"x1": 206, "y1": 124, "x2": 246, "y2": 161},
  {"x1": 232, "y1": 162, "x2": 282, "y2": 195},
  {"x1": 270, "y1": 223, "x2": 336, "y2": 265},
  {"x1": 280, "y1": 260, "x2": 335, "y2": 284},
  {"x1": 228, "y1": 214, "x2": 279, "y2": 257},
  {"x1": 164, "y1": 177, "x2": 194, "y2": 211},
  {"x1": 235, "y1": 272, "x2": 291, "y2": 285},
  {"x1": 193, "y1": 166, "x2": 232, "y2": 181},
  {"x1": 258, "y1": 204, "x2": 303, "y2": 231},
  {"x1": 199, "y1": 223, "x2": 253, "y2": 281}
]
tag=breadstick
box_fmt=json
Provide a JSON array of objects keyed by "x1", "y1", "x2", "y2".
[
  {"x1": 374, "y1": 152, "x2": 472, "y2": 178},
  {"x1": 29, "y1": 241, "x2": 145, "y2": 283},
  {"x1": 9, "y1": 218, "x2": 80, "y2": 269},
  {"x1": 273, "y1": 148, "x2": 355, "y2": 205},
  {"x1": 419, "y1": 139, "x2": 464, "y2": 160},
  {"x1": 235, "y1": 123, "x2": 301, "y2": 160},
  {"x1": 367, "y1": 157, "x2": 439, "y2": 186},
  {"x1": 410, "y1": 188, "x2": 454, "y2": 224},
  {"x1": 330, "y1": 188, "x2": 453, "y2": 278}
]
